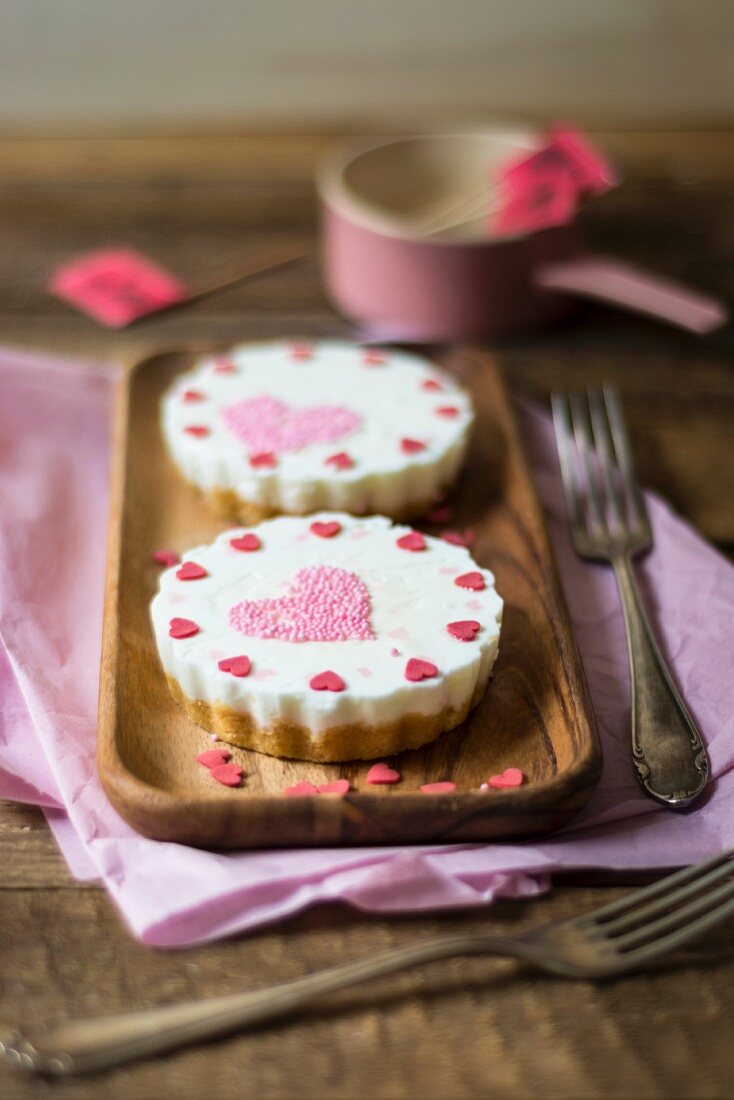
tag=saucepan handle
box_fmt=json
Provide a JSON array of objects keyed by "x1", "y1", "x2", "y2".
[{"x1": 535, "y1": 254, "x2": 727, "y2": 334}]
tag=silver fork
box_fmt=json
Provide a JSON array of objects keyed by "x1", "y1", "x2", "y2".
[
  {"x1": 552, "y1": 386, "x2": 709, "y2": 808},
  {"x1": 2, "y1": 848, "x2": 733, "y2": 1077}
]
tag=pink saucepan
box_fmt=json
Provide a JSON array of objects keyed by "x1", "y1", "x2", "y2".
[{"x1": 318, "y1": 132, "x2": 726, "y2": 341}]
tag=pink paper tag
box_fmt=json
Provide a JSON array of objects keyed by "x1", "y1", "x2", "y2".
[
  {"x1": 49, "y1": 249, "x2": 188, "y2": 327},
  {"x1": 492, "y1": 127, "x2": 617, "y2": 238}
]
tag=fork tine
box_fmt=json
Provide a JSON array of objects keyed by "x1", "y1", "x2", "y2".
[
  {"x1": 569, "y1": 391, "x2": 607, "y2": 534},
  {"x1": 588, "y1": 388, "x2": 626, "y2": 531},
  {"x1": 602, "y1": 856, "x2": 734, "y2": 935},
  {"x1": 614, "y1": 893, "x2": 734, "y2": 967},
  {"x1": 602, "y1": 386, "x2": 650, "y2": 535},
  {"x1": 582, "y1": 848, "x2": 734, "y2": 924},
  {"x1": 611, "y1": 877, "x2": 734, "y2": 953},
  {"x1": 551, "y1": 393, "x2": 586, "y2": 534}
]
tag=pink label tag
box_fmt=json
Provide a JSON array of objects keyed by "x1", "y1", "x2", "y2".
[
  {"x1": 492, "y1": 127, "x2": 617, "y2": 238},
  {"x1": 49, "y1": 249, "x2": 188, "y2": 327}
]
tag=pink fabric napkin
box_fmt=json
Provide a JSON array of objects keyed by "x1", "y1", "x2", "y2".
[{"x1": 1, "y1": 346, "x2": 733, "y2": 947}]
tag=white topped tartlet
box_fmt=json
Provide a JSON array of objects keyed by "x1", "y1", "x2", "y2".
[
  {"x1": 150, "y1": 513, "x2": 503, "y2": 761},
  {"x1": 160, "y1": 339, "x2": 473, "y2": 522}
]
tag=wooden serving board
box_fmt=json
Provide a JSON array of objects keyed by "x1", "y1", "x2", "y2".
[{"x1": 98, "y1": 346, "x2": 601, "y2": 848}]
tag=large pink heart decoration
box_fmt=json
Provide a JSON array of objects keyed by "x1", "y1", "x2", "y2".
[
  {"x1": 228, "y1": 566, "x2": 375, "y2": 643},
  {"x1": 221, "y1": 394, "x2": 362, "y2": 453}
]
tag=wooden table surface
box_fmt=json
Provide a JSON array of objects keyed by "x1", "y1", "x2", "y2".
[{"x1": 1, "y1": 130, "x2": 733, "y2": 1100}]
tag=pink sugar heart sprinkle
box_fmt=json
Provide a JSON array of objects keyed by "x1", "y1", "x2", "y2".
[
  {"x1": 213, "y1": 358, "x2": 236, "y2": 373},
  {"x1": 405, "y1": 658, "x2": 438, "y2": 682},
  {"x1": 218, "y1": 655, "x2": 252, "y2": 677},
  {"x1": 421, "y1": 378, "x2": 444, "y2": 392},
  {"x1": 211, "y1": 763, "x2": 243, "y2": 787},
  {"x1": 420, "y1": 781, "x2": 456, "y2": 794},
  {"x1": 325, "y1": 451, "x2": 354, "y2": 470},
  {"x1": 182, "y1": 389, "x2": 205, "y2": 402},
  {"x1": 309, "y1": 670, "x2": 346, "y2": 692},
  {"x1": 176, "y1": 561, "x2": 208, "y2": 581},
  {"x1": 249, "y1": 451, "x2": 277, "y2": 468},
  {"x1": 169, "y1": 617, "x2": 199, "y2": 639},
  {"x1": 210, "y1": 733, "x2": 219, "y2": 742},
  {"x1": 488, "y1": 767, "x2": 525, "y2": 790},
  {"x1": 317, "y1": 779, "x2": 350, "y2": 794},
  {"x1": 455, "y1": 572, "x2": 485, "y2": 591},
  {"x1": 447, "y1": 619, "x2": 481, "y2": 641},
  {"x1": 366, "y1": 763, "x2": 401, "y2": 785},
  {"x1": 223, "y1": 395, "x2": 361, "y2": 454},
  {"x1": 310, "y1": 520, "x2": 341, "y2": 538},
  {"x1": 230, "y1": 565, "x2": 374, "y2": 643},
  {"x1": 184, "y1": 425, "x2": 210, "y2": 438},
  {"x1": 230, "y1": 533, "x2": 261, "y2": 552},
  {"x1": 196, "y1": 748, "x2": 231, "y2": 768},
  {"x1": 289, "y1": 342, "x2": 314, "y2": 360},
  {"x1": 424, "y1": 504, "x2": 453, "y2": 525},
  {"x1": 436, "y1": 405, "x2": 460, "y2": 418},
  {"x1": 390, "y1": 646, "x2": 401, "y2": 656},
  {"x1": 441, "y1": 529, "x2": 475, "y2": 548},
  {"x1": 152, "y1": 548, "x2": 180, "y2": 567},
  {"x1": 363, "y1": 349, "x2": 387, "y2": 365},
  {"x1": 396, "y1": 531, "x2": 426, "y2": 552},
  {"x1": 283, "y1": 781, "x2": 320, "y2": 797},
  {"x1": 400, "y1": 437, "x2": 427, "y2": 454},
  {"x1": 479, "y1": 782, "x2": 489, "y2": 791}
]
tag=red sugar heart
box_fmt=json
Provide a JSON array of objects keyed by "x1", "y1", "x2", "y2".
[
  {"x1": 310, "y1": 521, "x2": 341, "y2": 539},
  {"x1": 249, "y1": 451, "x2": 277, "y2": 468},
  {"x1": 211, "y1": 763, "x2": 243, "y2": 787},
  {"x1": 230, "y1": 533, "x2": 261, "y2": 552},
  {"x1": 184, "y1": 425, "x2": 210, "y2": 438},
  {"x1": 169, "y1": 617, "x2": 199, "y2": 639},
  {"x1": 447, "y1": 620, "x2": 481, "y2": 641},
  {"x1": 363, "y1": 350, "x2": 387, "y2": 365},
  {"x1": 436, "y1": 406, "x2": 460, "y2": 418},
  {"x1": 441, "y1": 529, "x2": 475, "y2": 548},
  {"x1": 283, "y1": 781, "x2": 320, "y2": 797},
  {"x1": 366, "y1": 763, "x2": 401, "y2": 785},
  {"x1": 400, "y1": 438, "x2": 427, "y2": 454},
  {"x1": 396, "y1": 531, "x2": 426, "y2": 552},
  {"x1": 214, "y1": 359, "x2": 236, "y2": 373},
  {"x1": 325, "y1": 451, "x2": 354, "y2": 470},
  {"x1": 309, "y1": 670, "x2": 346, "y2": 692},
  {"x1": 405, "y1": 658, "x2": 438, "y2": 682},
  {"x1": 421, "y1": 378, "x2": 444, "y2": 392},
  {"x1": 455, "y1": 572, "x2": 485, "y2": 591},
  {"x1": 317, "y1": 779, "x2": 351, "y2": 795},
  {"x1": 424, "y1": 504, "x2": 453, "y2": 524},
  {"x1": 420, "y1": 781, "x2": 456, "y2": 794},
  {"x1": 152, "y1": 548, "x2": 180, "y2": 567},
  {"x1": 289, "y1": 342, "x2": 314, "y2": 360},
  {"x1": 488, "y1": 767, "x2": 525, "y2": 790},
  {"x1": 176, "y1": 561, "x2": 208, "y2": 581},
  {"x1": 196, "y1": 748, "x2": 231, "y2": 768},
  {"x1": 218, "y1": 656, "x2": 252, "y2": 677},
  {"x1": 182, "y1": 389, "x2": 205, "y2": 402}
]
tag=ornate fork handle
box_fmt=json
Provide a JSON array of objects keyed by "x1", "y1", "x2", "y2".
[{"x1": 612, "y1": 554, "x2": 708, "y2": 806}]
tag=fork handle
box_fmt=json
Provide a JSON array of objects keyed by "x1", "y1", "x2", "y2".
[
  {"x1": 1, "y1": 934, "x2": 542, "y2": 1077},
  {"x1": 613, "y1": 554, "x2": 709, "y2": 807}
]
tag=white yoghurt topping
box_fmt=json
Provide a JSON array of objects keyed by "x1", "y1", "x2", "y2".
[
  {"x1": 160, "y1": 339, "x2": 474, "y2": 516},
  {"x1": 150, "y1": 513, "x2": 503, "y2": 738}
]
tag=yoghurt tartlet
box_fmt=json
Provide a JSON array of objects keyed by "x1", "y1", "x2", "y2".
[
  {"x1": 160, "y1": 339, "x2": 474, "y2": 522},
  {"x1": 150, "y1": 513, "x2": 503, "y2": 761}
]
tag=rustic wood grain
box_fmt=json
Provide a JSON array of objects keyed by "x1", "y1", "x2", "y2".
[
  {"x1": 98, "y1": 346, "x2": 599, "y2": 847},
  {"x1": 0, "y1": 130, "x2": 733, "y2": 1099}
]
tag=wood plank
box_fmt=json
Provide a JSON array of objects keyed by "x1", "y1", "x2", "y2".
[{"x1": 1, "y1": 885, "x2": 733, "y2": 1099}]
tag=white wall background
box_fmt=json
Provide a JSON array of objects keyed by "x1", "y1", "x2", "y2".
[{"x1": 1, "y1": 0, "x2": 732, "y2": 131}]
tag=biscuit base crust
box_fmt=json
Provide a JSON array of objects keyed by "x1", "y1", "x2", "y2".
[
  {"x1": 166, "y1": 675, "x2": 488, "y2": 762},
  {"x1": 207, "y1": 486, "x2": 449, "y2": 526}
]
